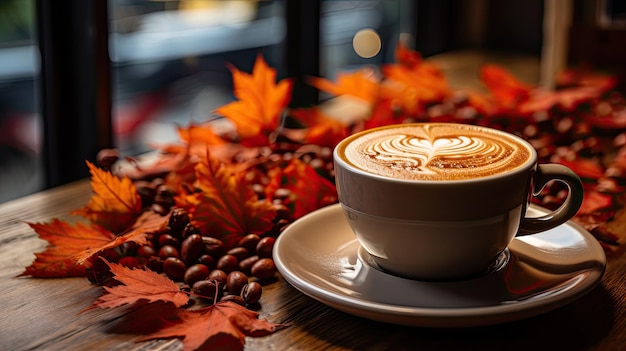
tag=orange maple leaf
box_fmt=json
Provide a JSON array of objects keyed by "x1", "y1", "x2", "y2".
[
  {"x1": 308, "y1": 66, "x2": 380, "y2": 105},
  {"x1": 177, "y1": 123, "x2": 230, "y2": 147},
  {"x1": 176, "y1": 153, "x2": 276, "y2": 248},
  {"x1": 215, "y1": 54, "x2": 293, "y2": 147},
  {"x1": 88, "y1": 258, "x2": 188, "y2": 310},
  {"x1": 480, "y1": 64, "x2": 532, "y2": 110},
  {"x1": 72, "y1": 161, "x2": 142, "y2": 233},
  {"x1": 19, "y1": 219, "x2": 117, "y2": 278},
  {"x1": 380, "y1": 46, "x2": 450, "y2": 117},
  {"x1": 138, "y1": 301, "x2": 286, "y2": 351},
  {"x1": 266, "y1": 158, "x2": 337, "y2": 219},
  {"x1": 289, "y1": 107, "x2": 350, "y2": 148},
  {"x1": 394, "y1": 41, "x2": 423, "y2": 68},
  {"x1": 74, "y1": 228, "x2": 150, "y2": 265}
]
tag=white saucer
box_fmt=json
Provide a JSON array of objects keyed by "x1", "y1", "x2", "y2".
[{"x1": 273, "y1": 204, "x2": 606, "y2": 328}]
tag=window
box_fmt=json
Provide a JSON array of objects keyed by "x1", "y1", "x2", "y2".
[{"x1": 0, "y1": 0, "x2": 42, "y2": 203}]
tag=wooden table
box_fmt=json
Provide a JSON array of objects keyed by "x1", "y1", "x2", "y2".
[{"x1": 1, "y1": 179, "x2": 626, "y2": 351}]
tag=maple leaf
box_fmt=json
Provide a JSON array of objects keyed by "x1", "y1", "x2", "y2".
[
  {"x1": 215, "y1": 54, "x2": 293, "y2": 147},
  {"x1": 72, "y1": 161, "x2": 142, "y2": 233},
  {"x1": 557, "y1": 158, "x2": 605, "y2": 180},
  {"x1": 556, "y1": 67, "x2": 618, "y2": 92},
  {"x1": 289, "y1": 107, "x2": 350, "y2": 147},
  {"x1": 138, "y1": 301, "x2": 287, "y2": 351},
  {"x1": 363, "y1": 98, "x2": 402, "y2": 130},
  {"x1": 19, "y1": 219, "x2": 117, "y2": 278},
  {"x1": 112, "y1": 148, "x2": 192, "y2": 183},
  {"x1": 480, "y1": 64, "x2": 532, "y2": 110},
  {"x1": 265, "y1": 158, "x2": 337, "y2": 219},
  {"x1": 177, "y1": 123, "x2": 230, "y2": 147},
  {"x1": 394, "y1": 41, "x2": 423, "y2": 68},
  {"x1": 307, "y1": 66, "x2": 380, "y2": 105},
  {"x1": 74, "y1": 228, "x2": 150, "y2": 265},
  {"x1": 89, "y1": 258, "x2": 188, "y2": 309},
  {"x1": 176, "y1": 152, "x2": 276, "y2": 248},
  {"x1": 380, "y1": 49, "x2": 450, "y2": 117},
  {"x1": 579, "y1": 189, "x2": 615, "y2": 215}
]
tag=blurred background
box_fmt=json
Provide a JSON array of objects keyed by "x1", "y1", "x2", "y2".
[{"x1": 0, "y1": 0, "x2": 624, "y2": 203}]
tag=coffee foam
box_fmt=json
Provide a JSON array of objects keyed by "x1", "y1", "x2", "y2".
[{"x1": 339, "y1": 124, "x2": 532, "y2": 180}]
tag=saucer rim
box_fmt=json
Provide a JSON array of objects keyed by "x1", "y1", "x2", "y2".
[{"x1": 273, "y1": 203, "x2": 606, "y2": 328}]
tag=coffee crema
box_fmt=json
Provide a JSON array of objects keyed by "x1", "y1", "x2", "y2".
[{"x1": 338, "y1": 124, "x2": 533, "y2": 180}]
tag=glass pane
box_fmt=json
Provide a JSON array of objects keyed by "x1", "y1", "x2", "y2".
[
  {"x1": 0, "y1": 0, "x2": 43, "y2": 203},
  {"x1": 320, "y1": 0, "x2": 415, "y2": 79},
  {"x1": 109, "y1": 0, "x2": 286, "y2": 155}
]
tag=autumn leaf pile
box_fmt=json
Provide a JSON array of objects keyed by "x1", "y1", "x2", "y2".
[{"x1": 19, "y1": 43, "x2": 626, "y2": 350}]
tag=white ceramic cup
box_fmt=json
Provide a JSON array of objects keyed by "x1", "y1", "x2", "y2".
[{"x1": 333, "y1": 123, "x2": 584, "y2": 280}]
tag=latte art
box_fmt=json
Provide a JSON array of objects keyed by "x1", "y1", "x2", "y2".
[
  {"x1": 339, "y1": 124, "x2": 532, "y2": 180},
  {"x1": 364, "y1": 134, "x2": 513, "y2": 174}
]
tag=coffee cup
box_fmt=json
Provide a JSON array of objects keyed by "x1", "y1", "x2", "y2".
[{"x1": 333, "y1": 122, "x2": 584, "y2": 280}]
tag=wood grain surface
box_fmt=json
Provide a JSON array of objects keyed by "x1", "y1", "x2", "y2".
[{"x1": 1, "y1": 179, "x2": 625, "y2": 351}]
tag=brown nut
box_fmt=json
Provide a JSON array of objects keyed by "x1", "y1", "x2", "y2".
[
  {"x1": 192, "y1": 279, "x2": 223, "y2": 302},
  {"x1": 251, "y1": 258, "x2": 276, "y2": 280},
  {"x1": 184, "y1": 264, "x2": 209, "y2": 286},
  {"x1": 163, "y1": 257, "x2": 187, "y2": 281},
  {"x1": 241, "y1": 281, "x2": 263, "y2": 305},
  {"x1": 181, "y1": 234, "x2": 203, "y2": 264},
  {"x1": 256, "y1": 237, "x2": 275, "y2": 258},
  {"x1": 226, "y1": 271, "x2": 248, "y2": 295}
]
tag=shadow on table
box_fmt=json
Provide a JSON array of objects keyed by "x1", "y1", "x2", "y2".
[{"x1": 287, "y1": 283, "x2": 614, "y2": 351}]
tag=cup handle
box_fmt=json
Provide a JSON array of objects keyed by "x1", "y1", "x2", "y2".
[{"x1": 518, "y1": 164, "x2": 584, "y2": 236}]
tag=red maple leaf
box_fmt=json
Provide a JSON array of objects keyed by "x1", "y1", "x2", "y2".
[
  {"x1": 363, "y1": 98, "x2": 402, "y2": 130},
  {"x1": 578, "y1": 189, "x2": 614, "y2": 215},
  {"x1": 72, "y1": 161, "x2": 142, "y2": 233},
  {"x1": 265, "y1": 158, "x2": 337, "y2": 219},
  {"x1": 215, "y1": 54, "x2": 293, "y2": 147},
  {"x1": 137, "y1": 301, "x2": 287, "y2": 351},
  {"x1": 19, "y1": 219, "x2": 117, "y2": 278},
  {"x1": 175, "y1": 153, "x2": 276, "y2": 248},
  {"x1": 88, "y1": 258, "x2": 188, "y2": 310},
  {"x1": 557, "y1": 158, "x2": 605, "y2": 180}
]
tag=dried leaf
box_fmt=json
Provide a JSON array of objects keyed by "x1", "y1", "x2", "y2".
[
  {"x1": 394, "y1": 41, "x2": 423, "y2": 68},
  {"x1": 138, "y1": 301, "x2": 287, "y2": 351},
  {"x1": 266, "y1": 159, "x2": 337, "y2": 219},
  {"x1": 480, "y1": 64, "x2": 532, "y2": 110},
  {"x1": 72, "y1": 161, "x2": 142, "y2": 233},
  {"x1": 363, "y1": 99, "x2": 403, "y2": 130},
  {"x1": 307, "y1": 67, "x2": 380, "y2": 105},
  {"x1": 557, "y1": 158, "x2": 605, "y2": 180},
  {"x1": 215, "y1": 54, "x2": 293, "y2": 146},
  {"x1": 578, "y1": 190, "x2": 614, "y2": 215},
  {"x1": 289, "y1": 107, "x2": 350, "y2": 147},
  {"x1": 19, "y1": 219, "x2": 117, "y2": 278},
  {"x1": 177, "y1": 123, "x2": 230, "y2": 146},
  {"x1": 90, "y1": 258, "x2": 188, "y2": 309},
  {"x1": 74, "y1": 229, "x2": 149, "y2": 265},
  {"x1": 176, "y1": 153, "x2": 276, "y2": 248},
  {"x1": 381, "y1": 46, "x2": 450, "y2": 116}
]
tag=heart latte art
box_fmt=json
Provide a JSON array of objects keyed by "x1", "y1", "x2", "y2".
[{"x1": 339, "y1": 124, "x2": 532, "y2": 180}]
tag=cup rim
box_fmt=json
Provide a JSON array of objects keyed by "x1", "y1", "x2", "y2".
[{"x1": 333, "y1": 122, "x2": 538, "y2": 185}]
